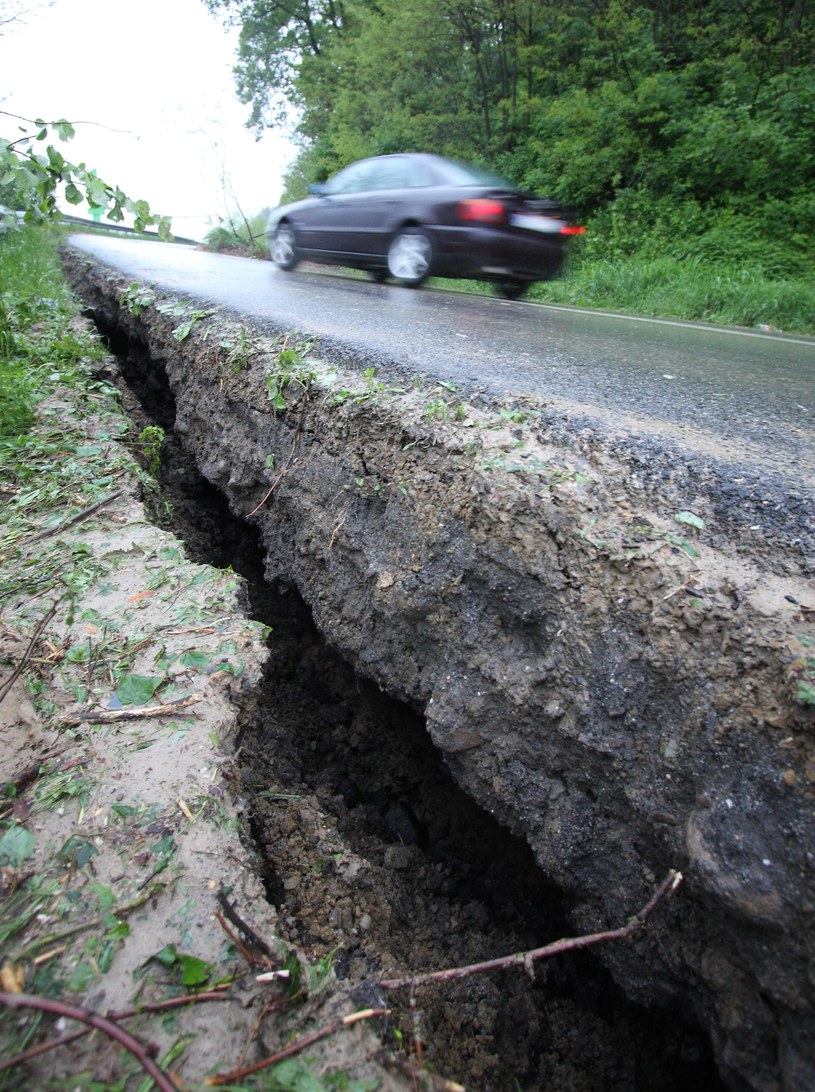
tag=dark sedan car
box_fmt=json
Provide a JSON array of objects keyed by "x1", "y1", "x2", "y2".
[{"x1": 266, "y1": 153, "x2": 584, "y2": 299}]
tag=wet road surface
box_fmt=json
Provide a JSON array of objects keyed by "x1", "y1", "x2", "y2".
[{"x1": 67, "y1": 235, "x2": 815, "y2": 509}]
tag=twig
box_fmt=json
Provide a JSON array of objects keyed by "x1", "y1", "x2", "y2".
[
  {"x1": 61, "y1": 692, "x2": 202, "y2": 727},
  {"x1": 0, "y1": 989, "x2": 230, "y2": 1072},
  {"x1": 207, "y1": 1008, "x2": 390, "y2": 1086},
  {"x1": 376, "y1": 1052, "x2": 466, "y2": 1091},
  {"x1": 0, "y1": 603, "x2": 59, "y2": 707},
  {"x1": 1, "y1": 746, "x2": 70, "y2": 797},
  {"x1": 380, "y1": 870, "x2": 682, "y2": 991},
  {"x1": 28, "y1": 488, "x2": 125, "y2": 542},
  {"x1": 0, "y1": 991, "x2": 177, "y2": 1092},
  {"x1": 216, "y1": 889, "x2": 281, "y2": 965},
  {"x1": 13, "y1": 886, "x2": 161, "y2": 961}
]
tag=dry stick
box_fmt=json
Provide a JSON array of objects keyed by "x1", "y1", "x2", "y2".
[
  {"x1": 376, "y1": 1052, "x2": 466, "y2": 1092},
  {"x1": 1, "y1": 745, "x2": 70, "y2": 797},
  {"x1": 28, "y1": 487, "x2": 125, "y2": 542},
  {"x1": 216, "y1": 889, "x2": 280, "y2": 965},
  {"x1": 61, "y1": 692, "x2": 202, "y2": 727},
  {"x1": 0, "y1": 602, "x2": 59, "y2": 707},
  {"x1": 0, "y1": 992, "x2": 176, "y2": 1092},
  {"x1": 380, "y1": 870, "x2": 683, "y2": 991},
  {"x1": 207, "y1": 1008, "x2": 391, "y2": 1087},
  {"x1": 0, "y1": 989, "x2": 230, "y2": 1072}
]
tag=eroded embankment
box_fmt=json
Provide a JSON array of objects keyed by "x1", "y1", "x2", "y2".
[{"x1": 64, "y1": 249, "x2": 815, "y2": 1092}]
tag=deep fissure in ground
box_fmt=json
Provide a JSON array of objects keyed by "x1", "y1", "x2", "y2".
[{"x1": 99, "y1": 319, "x2": 723, "y2": 1090}]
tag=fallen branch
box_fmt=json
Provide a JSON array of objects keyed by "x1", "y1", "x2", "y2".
[
  {"x1": 0, "y1": 603, "x2": 59, "y2": 707},
  {"x1": 28, "y1": 487, "x2": 125, "y2": 542},
  {"x1": 376, "y1": 1052, "x2": 466, "y2": 1091},
  {"x1": 0, "y1": 991, "x2": 176, "y2": 1092},
  {"x1": 216, "y1": 888, "x2": 281, "y2": 965},
  {"x1": 380, "y1": 870, "x2": 682, "y2": 991},
  {"x1": 61, "y1": 692, "x2": 202, "y2": 727},
  {"x1": 0, "y1": 989, "x2": 230, "y2": 1072},
  {"x1": 207, "y1": 1007, "x2": 390, "y2": 1086},
  {"x1": 1, "y1": 746, "x2": 70, "y2": 797},
  {"x1": 13, "y1": 885, "x2": 162, "y2": 962}
]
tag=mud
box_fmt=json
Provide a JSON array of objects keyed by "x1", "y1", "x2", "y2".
[{"x1": 64, "y1": 246, "x2": 815, "y2": 1092}]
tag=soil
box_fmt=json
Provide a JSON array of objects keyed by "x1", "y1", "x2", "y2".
[
  {"x1": 54, "y1": 246, "x2": 815, "y2": 1092},
  {"x1": 159, "y1": 433, "x2": 720, "y2": 1091}
]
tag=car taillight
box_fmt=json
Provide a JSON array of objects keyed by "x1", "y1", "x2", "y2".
[
  {"x1": 457, "y1": 198, "x2": 508, "y2": 223},
  {"x1": 560, "y1": 225, "x2": 586, "y2": 235}
]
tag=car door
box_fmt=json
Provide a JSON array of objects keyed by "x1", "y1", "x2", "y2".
[{"x1": 297, "y1": 160, "x2": 378, "y2": 257}]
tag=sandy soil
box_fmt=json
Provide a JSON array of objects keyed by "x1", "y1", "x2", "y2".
[{"x1": 0, "y1": 374, "x2": 408, "y2": 1090}]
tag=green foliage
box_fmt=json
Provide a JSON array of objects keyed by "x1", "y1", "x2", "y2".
[
  {"x1": 0, "y1": 225, "x2": 108, "y2": 439},
  {"x1": 138, "y1": 424, "x2": 165, "y2": 476},
  {"x1": 204, "y1": 208, "x2": 269, "y2": 257},
  {"x1": 213, "y1": 0, "x2": 815, "y2": 327},
  {"x1": 1, "y1": 117, "x2": 171, "y2": 237}
]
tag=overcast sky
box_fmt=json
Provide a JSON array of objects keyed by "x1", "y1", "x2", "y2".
[{"x1": 0, "y1": 0, "x2": 295, "y2": 239}]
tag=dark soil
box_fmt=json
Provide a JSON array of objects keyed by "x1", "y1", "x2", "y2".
[{"x1": 149, "y1": 426, "x2": 722, "y2": 1091}]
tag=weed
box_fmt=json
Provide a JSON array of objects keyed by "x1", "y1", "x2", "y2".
[
  {"x1": 121, "y1": 282, "x2": 156, "y2": 315},
  {"x1": 138, "y1": 425, "x2": 165, "y2": 476},
  {"x1": 265, "y1": 340, "x2": 318, "y2": 410}
]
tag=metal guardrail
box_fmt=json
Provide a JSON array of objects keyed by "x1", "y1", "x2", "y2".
[{"x1": 59, "y1": 213, "x2": 199, "y2": 245}]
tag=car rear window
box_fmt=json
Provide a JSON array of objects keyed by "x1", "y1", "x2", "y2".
[{"x1": 440, "y1": 160, "x2": 515, "y2": 188}]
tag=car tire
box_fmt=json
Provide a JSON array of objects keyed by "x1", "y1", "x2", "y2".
[
  {"x1": 387, "y1": 228, "x2": 433, "y2": 287},
  {"x1": 496, "y1": 279, "x2": 529, "y2": 300},
  {"x1": 270, "y1": 224, "x2": 299, "y2": 271}
]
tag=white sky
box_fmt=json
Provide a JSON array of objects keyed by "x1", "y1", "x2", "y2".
[{"x1": 0, "y1": 0, "x2": 295, "y2": 239}]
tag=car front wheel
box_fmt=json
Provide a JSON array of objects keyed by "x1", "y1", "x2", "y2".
[
  {"x1": 387, "y1": 228, "x2": 433, "y2": 287},
  {"x1": 270, "y1": 224, "x2": 299, "y2": 271}
]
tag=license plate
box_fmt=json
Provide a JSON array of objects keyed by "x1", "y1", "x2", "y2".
[{"x1": 510, "y1": 213, "x2": 562, "y2": 233}]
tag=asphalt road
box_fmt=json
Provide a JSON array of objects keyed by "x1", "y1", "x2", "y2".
[{"x1": 67, "y1": 234, "x2": 815, "y2": 548}]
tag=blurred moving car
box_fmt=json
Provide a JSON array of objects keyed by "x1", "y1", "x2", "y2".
[{"x1": 266, "y1": 153, "x2": 584, "y2": 299}]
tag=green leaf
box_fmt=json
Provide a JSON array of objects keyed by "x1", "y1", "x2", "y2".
[
  {"x1": 179, "y1": 650, "x2": 210, "y2": 670},
  {"x1": 178, "y1": 954, "x2": 212, "y2": 986},
  {"x1": 151, "y1": 943, "x2": 179, "y2": 967},
  {"x1": 114, "y1": 674, "x2": 163, "y2": 706},
  {"x1": 54, "y1": 119, "x2": 75, "y2": 141},
  {"x1": 0, "y1": 825, "x2": 36, "y2": 865},
  {"x1": 58, "y1": 836, "x2": 99, "y2": 868},
  {"x1": 173, "y1": 319, "x2": 196, "y2": 341},
  {"x1": 674, "y1": 511, "x2": 705, "y2": 531},
  {"x1": 665, "y1": 533, "x2": 700, "y2": 559}
]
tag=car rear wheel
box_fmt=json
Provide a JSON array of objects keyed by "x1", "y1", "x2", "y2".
[
  {"x1": 387, "y1": 228, "x2": 433, "y2": 286},
  {"x1": 271, "y1": 224, "x2": 299, "y2": 271}
]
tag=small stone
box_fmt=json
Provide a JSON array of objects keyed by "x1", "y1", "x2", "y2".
[
  {"x1": 383, "y1": 845, "x2": 413, "y2": 870},
  {"x1": 783, "y1": 769, "x2": 797, "y2": 787}
]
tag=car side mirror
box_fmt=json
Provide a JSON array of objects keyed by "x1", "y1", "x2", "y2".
[{"x1": 309, "y1": 183, "x2": 328, "y2": 196}]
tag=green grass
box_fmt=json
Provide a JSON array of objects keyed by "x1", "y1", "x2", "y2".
[
  {"x1": 204, "y1": 209, "x2": 268, "y2": 259},
  {"x1": 0, "y1": 225, "x2": 107, "y2": 440},
  {"x1": 532, "y1": 255, "x2": 815, "y2": 333}
]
